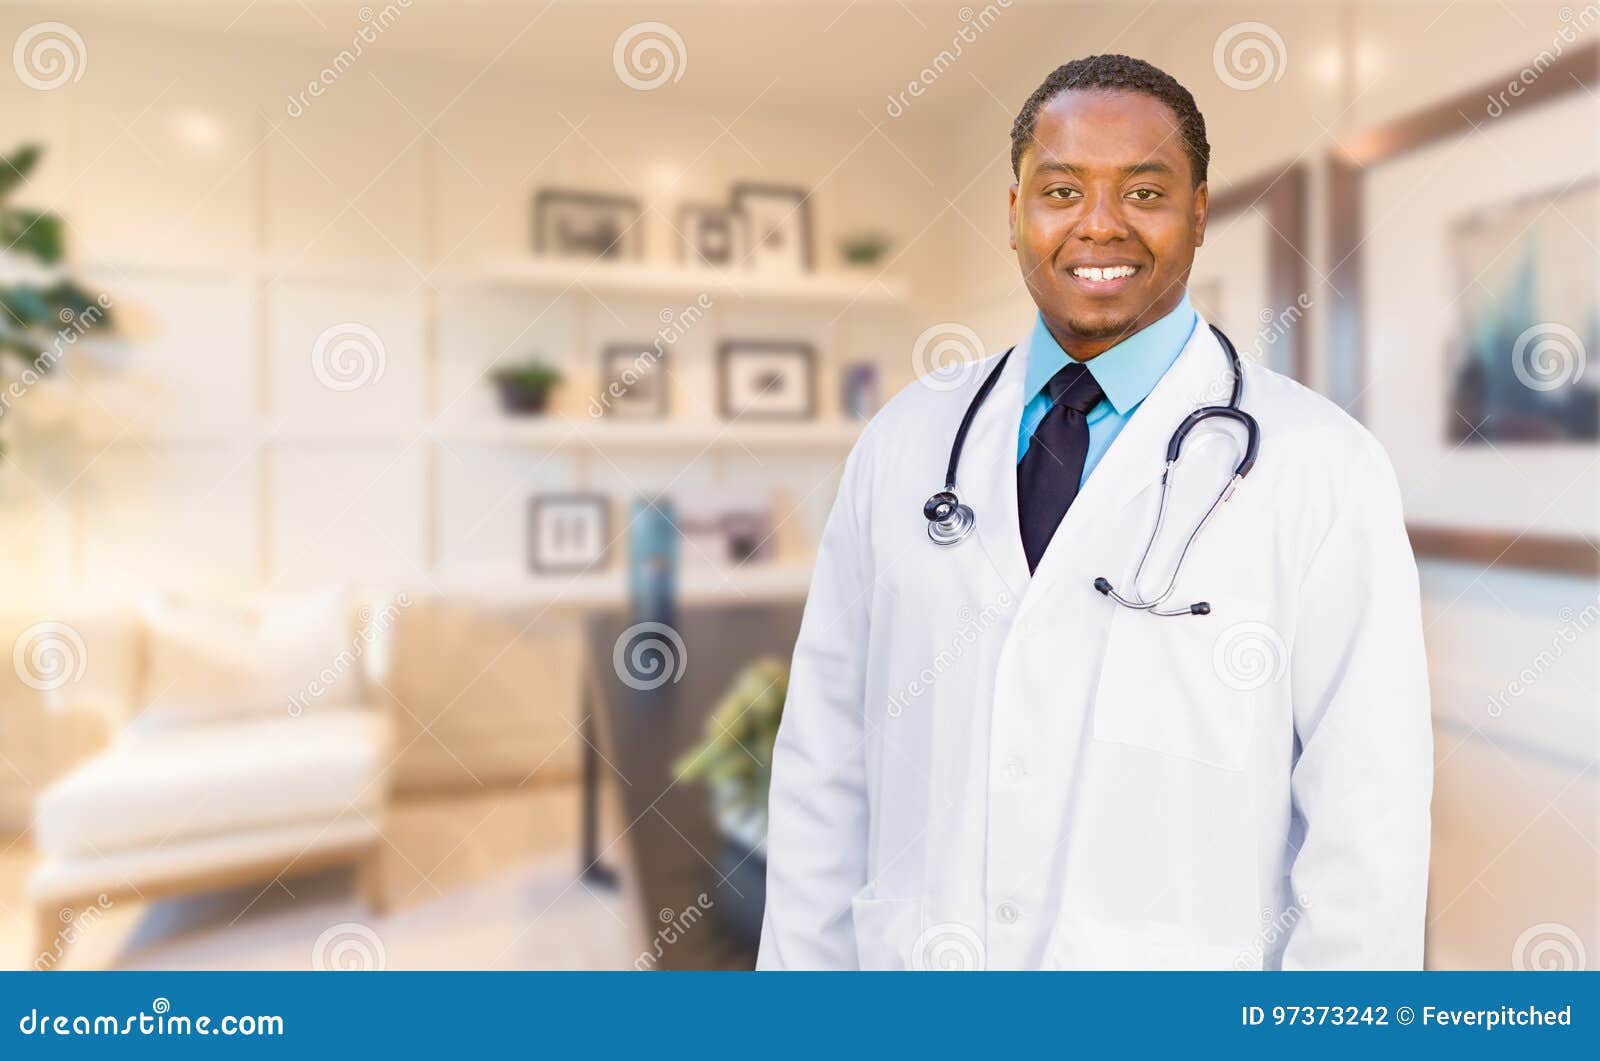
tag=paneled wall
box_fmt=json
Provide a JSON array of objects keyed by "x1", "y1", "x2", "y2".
[
  {"x1": 0, "y1": 13, "x2": 942, "y2": 822},
  {"x1": 0, "y1": 17, "x2": 940, "y2": 603}
]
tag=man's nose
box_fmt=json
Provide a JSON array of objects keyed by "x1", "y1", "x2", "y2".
[{"x1": 1075, "y1": 190, "x2": 1129, "y2": 242}]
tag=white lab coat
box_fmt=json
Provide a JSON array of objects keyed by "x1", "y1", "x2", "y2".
[{"x1": 757, "y1": 316, "x2": 1433, "y2": 971}]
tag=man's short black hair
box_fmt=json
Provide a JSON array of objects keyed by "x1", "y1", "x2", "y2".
[{"x1": 1010, "y1": 53, "x2": 1210, "y2": 188}]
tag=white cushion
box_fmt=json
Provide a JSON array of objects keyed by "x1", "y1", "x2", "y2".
[
  {"x1": 137, "y1": 589, "x2": 366, "y2": 727},
  {"x1": 26, "y1": 813, "x2": 380, "y2": 903},
  {"x1": 33, "y1": 707, "x2": 391, "y2": 858}
]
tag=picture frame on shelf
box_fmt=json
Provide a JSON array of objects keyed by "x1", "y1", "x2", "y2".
[
  {"x1": 717, "y1": 341, "x2": 816, "y2": 420},
  {"x1": 533, "y1": 189, "x2": 643, "y2": 260},
  {"x1": 528, "y1": 493, "x2": 610, "y2": 573},
  {"x1": 731, "y1": 182, "x2": 812, "y2": 274},
  {"x1": 677, "y1": 203, "x2": 747, "y2": 268},
  {"x1": 599, "y1": 344, "x2": 669, "y2": 418}
]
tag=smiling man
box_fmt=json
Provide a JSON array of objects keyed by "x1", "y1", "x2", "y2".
[{"x1": 758, "y1": 54, "x2": 1433, "y2": 970}]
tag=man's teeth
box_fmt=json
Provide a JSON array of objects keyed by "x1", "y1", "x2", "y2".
[{"x1": 1072, "y1": 265, "x2": 1137, "y2": 281}]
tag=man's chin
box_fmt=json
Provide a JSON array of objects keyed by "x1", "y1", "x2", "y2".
[{"x1": 1059, "y1": 309, "x2": 1141, "y2": 342}]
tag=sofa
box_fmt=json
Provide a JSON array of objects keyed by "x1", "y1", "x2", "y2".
[
  {"x1": 19, "y1": 587, "x2": 587, "y2": 968},
  {"x1": 24, "y1": 590, "x2": 395, "y2": 967}
]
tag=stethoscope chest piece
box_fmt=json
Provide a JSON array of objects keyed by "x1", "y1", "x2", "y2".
[{"x1": 924, "y1": 490, "x2": 976, "y2": 546}]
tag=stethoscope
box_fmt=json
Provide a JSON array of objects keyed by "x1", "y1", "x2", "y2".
[{"x1": 922, "y1": 323, "x2": 1260, "y2": 617}]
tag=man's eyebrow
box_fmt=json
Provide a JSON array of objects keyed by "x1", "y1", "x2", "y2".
[{"x1": 1032, "y1": 159, "x2": 1177, "y2": 179}]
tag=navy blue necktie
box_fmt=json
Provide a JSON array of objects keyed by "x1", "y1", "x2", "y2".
[{"x1": 1017, "y1": 362, "x2": 1105, "y2": 574}]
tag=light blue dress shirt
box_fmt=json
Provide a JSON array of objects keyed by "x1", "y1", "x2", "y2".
[{"x1": 1017, "y1": 291, "x2": 1198, "y2": 483}]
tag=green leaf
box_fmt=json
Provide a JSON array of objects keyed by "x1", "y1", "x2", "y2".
[
  {"x1": 43, "y1": 279, "x2": 111, "y2": 331},
  {"x1": 0, "y1": 285, "x2": 52, "y2": 329},
  {"x1": 0, "y1": 144, "x2": 42, "y2": 202},
  {"x1": 0, "y1": 210, "x2": 63, "y2": 264}
]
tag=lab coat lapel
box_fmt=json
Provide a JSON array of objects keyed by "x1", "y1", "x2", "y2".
[
  {"x1": 957, "y1": 336, "x2": 1031, "y2": 597},
  {"x1": 1025, "y1": 317, "x2": 1230, "y2": 600}
]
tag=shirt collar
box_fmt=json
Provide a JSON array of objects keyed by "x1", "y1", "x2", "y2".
[{"x1": 1023, "y1": 289, "x2": 1197, "y2": 415}]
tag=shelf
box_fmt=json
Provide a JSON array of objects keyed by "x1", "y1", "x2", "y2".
[
  {"x1": 86, "y1": 255, "x2": 907, "y2": 305},
  {"x1": 456, "y1": 257, "x2": 907, "y2": 306},
  {"x1": 437, "y1": 417, "x2": 864, "y2": 450},
  {"x1": 66, "y1": 417, "x2": 865, "y2": 450},
  {"x1": 436, "y1": 561, "x2": 818, "y2": 610}
]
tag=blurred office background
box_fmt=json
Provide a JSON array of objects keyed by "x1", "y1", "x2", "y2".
[{"x1": 0, "y1": 0, "x2": 1594, "y2": 971}]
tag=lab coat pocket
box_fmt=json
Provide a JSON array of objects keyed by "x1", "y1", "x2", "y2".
[
  {"x1": 849, "y1": 894, "x2": 921, "y2": 971},
  {"x1": 1090, "y1": 593, "x2": 1277, "y2": 772}
]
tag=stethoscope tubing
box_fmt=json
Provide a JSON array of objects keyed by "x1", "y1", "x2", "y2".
[{"x1": 923, "y1": 323, "x2": 1260, "y2": 617}]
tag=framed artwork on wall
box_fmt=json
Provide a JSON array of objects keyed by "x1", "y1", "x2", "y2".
[
  {"x1": 599, "y1": 344, "x2": 668, "y2": 418},
  {"x1": 731, "y1": 183, "x2": 813, "y2": 273},
  {"x1": 717, "y1": 341, "x2": 816, "y2": 420},
  {"x1": 1326, "y1": 41, "x2": 1599, "y2": 573},
  {"x1": 528, "y1": 493, "x2": 610, "y2": 573},
  {"x1": 677, "y1": 203, "x2": 747, "y2": 268},
  {"x1": 533, "y1": 190, "x2": 643, "y2": 260}
]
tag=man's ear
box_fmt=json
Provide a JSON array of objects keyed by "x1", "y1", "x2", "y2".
[
  {"x1": 1008, "y1": 183, "x2": 1019, "y2": 251},
  {"x1": 1192, "y1": 180, "x2": 1208, "y2": 247}
]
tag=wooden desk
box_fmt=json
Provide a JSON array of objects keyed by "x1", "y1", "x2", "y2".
[{"x1": 579, "y1": 602, "x2": 804, "y2": 970}]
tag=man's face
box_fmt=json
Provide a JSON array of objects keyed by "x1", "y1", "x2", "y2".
[{"x1": 1009, "y1": 89, "x2": 1207, "y2": 354}]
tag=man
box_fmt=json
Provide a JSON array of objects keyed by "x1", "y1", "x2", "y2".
[{"x1": 758, "y1": 54, "x2": 1432, "y2": 970}]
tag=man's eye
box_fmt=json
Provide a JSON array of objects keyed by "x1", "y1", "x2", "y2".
[
  {"x1": 1128, "y1": 188, "x2": 1161, "y2": 201},
  {"x1": 1046, "y1": 188, "x2": 1081, "y2": 200}
]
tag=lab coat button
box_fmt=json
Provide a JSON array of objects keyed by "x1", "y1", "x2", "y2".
[
  {"x1": 1003, "y1": 758, "x2": 1026, "y2": 783},
  {"x1": 995, "y1": 901, "x2": 1020, "y2": 924}
]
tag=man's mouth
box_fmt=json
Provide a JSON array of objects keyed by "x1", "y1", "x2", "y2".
[{"x1": 1066, "y1": 263, "x2": 1141, "y2": 294}]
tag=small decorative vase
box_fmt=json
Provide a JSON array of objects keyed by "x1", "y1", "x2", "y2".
[{"x1": 627, "y1": 497, "x2": 679, "y2": 625}]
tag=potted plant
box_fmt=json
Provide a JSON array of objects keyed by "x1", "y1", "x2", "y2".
[
  {"x1": 0, "y1": 143, "x2": 116, "y2": 454},
  {"x1": 490, "y1": 357, "x2": 563, "y2": 415},
  {"x1": 838, "y1": 230, "x2": 891, "y2": 268},
  {"x1": 674, "y1": 657, "x2": 788, "y2": 945}
]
